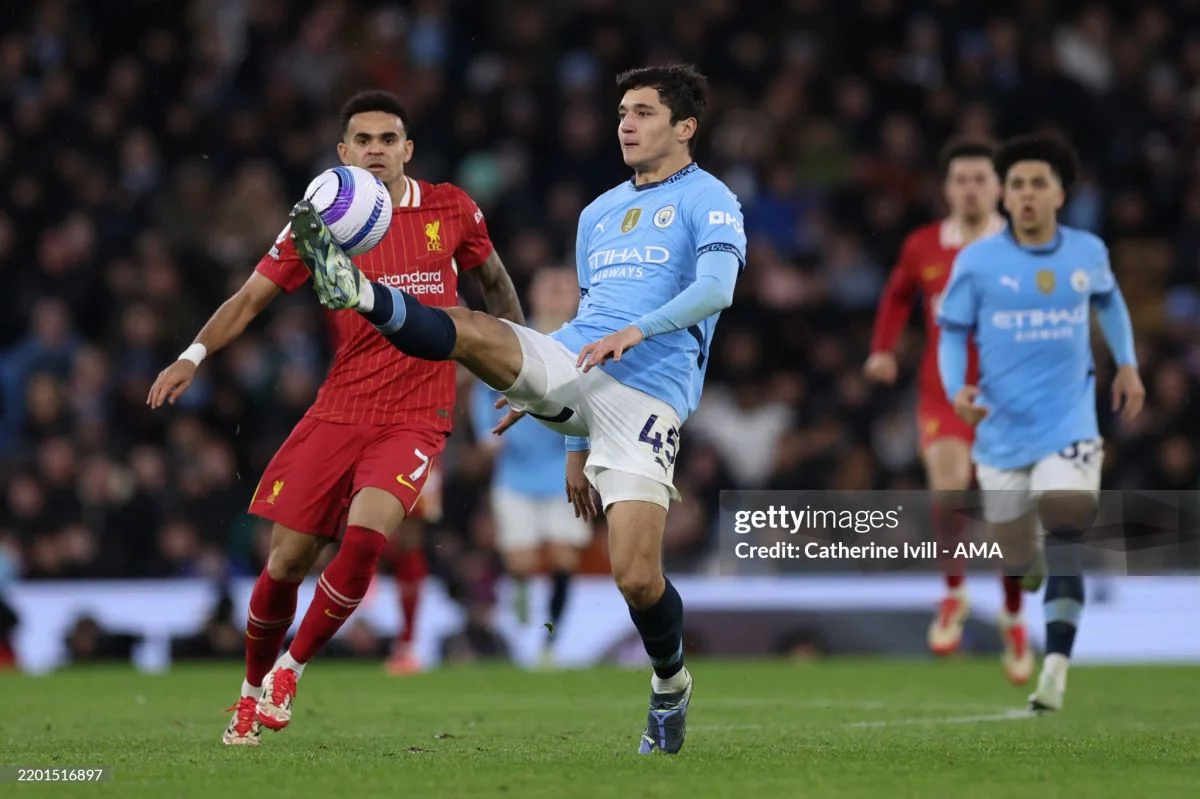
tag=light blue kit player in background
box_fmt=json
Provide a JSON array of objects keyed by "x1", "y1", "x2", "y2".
[
  {"x1": 292, "y1": 64, "x2": 746, "y2": 755},
  {"x1": 937, "y1": 135, "x2": 1145, "y2": 714},
  {"x1": 469, "y1": 267, "x2": 593, "y2": 668}
]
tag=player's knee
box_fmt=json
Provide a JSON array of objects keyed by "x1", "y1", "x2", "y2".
[
  {"x1": 613, "y1": 562, "x2": 663, "y2": 610},
  {"x1": 1038, "y1": 491, "x2": 1097, "y2": 539},
  {"x1": 266, "y1": 525, "x2": 325, "y2": 581},
  {"x1": 266, "y1": 547, "x2": 313, "y2": 582},
  {"x1": 503, "y1": 550, "x2": 540, "y2": 577}
]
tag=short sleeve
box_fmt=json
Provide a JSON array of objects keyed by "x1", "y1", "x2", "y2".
[
  {"x1": 451, "y1": 187, "x2": 494, "y2": 271},
  {"x1": 254, "y1": 223, "x2": 311, "y2": 293},
  {"x1": 936, "y1": 250, "x2": 979, "y2": 331}
]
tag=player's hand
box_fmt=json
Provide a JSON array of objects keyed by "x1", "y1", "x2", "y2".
[
  {"x1": 577, "y1": 326, "x2": 644, "y2": 373},
  {"x1": 1112, "y1": 364, "x2": 1146, "y2": 421},
  {"x1": 147, "y1": 360, "x2": 197, "y2": 408},
  {"x1": 952, "y1": 385, "x2": 989, "y2": 426},
  {"x1": 491, "y1": 395, "x2": 526, "y2": 435},
  {"x1": 566, "y1": 449, "x2": 596, "y2": 520},
  {"x1": 863, "y1": 352, "x2": 899, "y2": 384}
]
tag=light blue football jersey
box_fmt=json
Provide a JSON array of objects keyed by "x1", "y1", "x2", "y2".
[
  {"x1": 552, "y1": 163, "x2": 747, "y2": 422},
  {"x1": 471, "y1": 381, "x2": 568, "y2": 499},
  {"x1": 937, "y1": 226, "x2": 1116, "y2": 470}
]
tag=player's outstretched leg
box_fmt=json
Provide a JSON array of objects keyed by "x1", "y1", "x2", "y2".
[
  {"x1": 289, "y1": 201, "x2": 524, "y2": 392},
  {"x1": 606, "y1": 494, "x2": 692, "y2": 755}
]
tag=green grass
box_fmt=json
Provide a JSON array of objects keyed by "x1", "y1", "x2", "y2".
[{"x1": 1, "y1": 659, "x2": 1196, "y2": 798}]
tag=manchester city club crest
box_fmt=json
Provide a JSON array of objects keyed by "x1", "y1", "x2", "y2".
[
  {"x1": 621, "y1": 208, "x2": 642, "y2": 234},
  {"x1": 653, "y1": 205, "x2": 676, "y2": 228},
  {"x1": 1036, "y1": 269, "x2": 1056, "y2": 294},
  {"x1": 1071, "y1": 269, "x2": 1090, "y2": 293}
]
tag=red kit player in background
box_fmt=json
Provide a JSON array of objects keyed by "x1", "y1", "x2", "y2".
[
  {"x1": 147, "y1": 91, "x2": 524, "y2": 745},
  {"x1": 864, "y1": 138, "x2": 1034, "y2": 686}
]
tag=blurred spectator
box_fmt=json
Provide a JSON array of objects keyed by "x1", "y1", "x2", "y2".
[{"x1": 0, "y1": 0, "x2": 1197, "y2": 604}]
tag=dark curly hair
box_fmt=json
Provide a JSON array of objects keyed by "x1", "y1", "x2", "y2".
[
  {"x1": 994, "y1": 134, "x2": 1079, "y2": 190},
  {"x1": 339, "y1": 90, "x2": 410, "y2": 134}
]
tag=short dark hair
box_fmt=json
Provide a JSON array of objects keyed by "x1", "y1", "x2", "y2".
[
  {"x1": 615, "y1": 64, "x2": 709, "y2": 153},
  {"x1": 994, "y1": 134, "x2": 1079, "y2": 189},
  {"x1": 938, "y1": 137, "x2": 997, "y2": 176},
  {"x1": 339, "y1": 90, "x2": 409, "y2": 134}
]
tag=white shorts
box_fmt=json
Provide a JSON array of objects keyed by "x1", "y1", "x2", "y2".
[
  {"x1": 499, "y1": 321, "x2": 681, "y2": 510},
  {"x1": 976, "y1": 438, "x2": 1104, "y2": 523},
  {"x1": 492, "y1": 488, "x2": 593, "y2": 552}
]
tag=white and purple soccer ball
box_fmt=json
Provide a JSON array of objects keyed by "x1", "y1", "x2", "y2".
[{"x1": 302, "y1": 165, "x2": 392, "y2": 256}]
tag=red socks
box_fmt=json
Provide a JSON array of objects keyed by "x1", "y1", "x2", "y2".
[
  {"x1": 933, "y1": 502, "x2": 967, "y2": 591},
  {"x1": 245, "y1": 571, "x2": 301, "y2": 687},
  {"x1": 394, "y1": 549, "x2": 427, "y2": 645},
  {"x1": 1002, "y1": 575, "x2": 1023, "y2": 614},
  {"x1": 289, "y1": 526, "x2": 387, "y2": 663}
]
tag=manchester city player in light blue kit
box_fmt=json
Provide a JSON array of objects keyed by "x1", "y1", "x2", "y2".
[
  {"x1": 937, "y1": 135, "x2": 1145, "y2": 713},
  {"x1": 469, "y1": 267, "x2": 592, "y2": 667},
  {"x1": 290, "y1": 64, "x2": 745, "y2": 754}
]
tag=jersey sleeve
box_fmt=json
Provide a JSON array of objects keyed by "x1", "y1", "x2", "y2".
[
  {"x1": 254, "y1": 223, "x2": 312, "y2": 293},
  {"x1": 870, "y1": 233, "x2": 922, "y2": 352},
  {"x1": 1087, "y1": 238, "x2": 1116, "y2": 297},
  {"x1": 691, "y1": 183, "x2": 747, "y2": 272},
  {"x1": 575, "y1": 204, "x2": 592, "y2": 298},
  {"x1": 451, "y1": 187, "x2": 494, "y2": 271},
  {"x1": 936, "y1": 248, "x2": 979, "y2": 332}
]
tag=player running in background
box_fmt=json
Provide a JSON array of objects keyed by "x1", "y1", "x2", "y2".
[
  {"x1": 937, "y1": 134, "x2": 1144, "y2": 712},
  {"x1": 381, "y1": 461, "x2": 441, "y2": 675},
  {"x1": 863, "y1": 138, "x2": 1033, "y2": 682},
  {"x1": 470, "y1": 267, "x2": 592, "y2": 668},
  {"x1": 147, "y1": 90, "x2": 524, "y2": 744},
  {"x1": 291, "y1": 64, "x2": 744, "y2": 755}
]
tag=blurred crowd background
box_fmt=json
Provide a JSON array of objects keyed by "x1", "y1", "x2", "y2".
[{"x1": 2, "y1": 0, "x2": 1200, "y2": 635}]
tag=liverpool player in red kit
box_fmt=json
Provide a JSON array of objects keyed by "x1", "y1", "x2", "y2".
[
  {"x1": 147, "y1": 91, "x2": 524, "y2": 745},
  {"x1": 864, "y1": 138, "x2": 1033, "y2": 686}
]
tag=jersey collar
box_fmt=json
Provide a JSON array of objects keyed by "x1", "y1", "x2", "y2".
[
  {"x1": 628, "y1": 162, "x2": 699, "y2": 192},
  {"x1": 1003, "y1": 226, "x2": 1063, "y2": 255},
  {"x1": 939, "y1": 213, "x2": 1006, "y2": 248},
  {"x1": 396, "y1": 176, "x2": 421, "y2": 208}
]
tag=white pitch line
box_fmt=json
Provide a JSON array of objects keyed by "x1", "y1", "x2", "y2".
[{"x1": 847, "y1": 708, "x2": 1038, "y2": 728}]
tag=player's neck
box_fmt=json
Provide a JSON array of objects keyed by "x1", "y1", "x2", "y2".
[
  {"x1": 1013, "y1": 223, "x2": 1058, "y2": 247},
  {"x1": 387, "y1": 174, "x2": 409, "y2": 205},
  {"x1": 633, "y1": 153, "x2": 693, "y2": 187},
  {"x1": 954, "y1": 214, "x2": 995, "y2": 244}
]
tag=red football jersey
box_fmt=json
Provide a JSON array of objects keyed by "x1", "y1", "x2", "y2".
[
  {"x1": 256, "y1": 176, "x2": 494, "y2": 430},
  {"x1": 870, "y1": 216, "x2": 1005, "y2": 401}
]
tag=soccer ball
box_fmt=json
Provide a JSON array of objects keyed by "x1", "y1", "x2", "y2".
[{"x1": 302, "y1": 165, "x2": 392, "y2": 256}]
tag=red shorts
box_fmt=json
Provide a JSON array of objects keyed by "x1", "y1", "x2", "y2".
[
  {"x1": 917, "y1": 393, "x2": 975, "y2": 451},
  {"x1": 249, "y1": 416, "x2": 446, "y2": 537}
]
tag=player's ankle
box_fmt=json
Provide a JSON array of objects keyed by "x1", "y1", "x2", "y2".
[{"x1": 277, "y1": 650, "x2": 307, "y2": 677}]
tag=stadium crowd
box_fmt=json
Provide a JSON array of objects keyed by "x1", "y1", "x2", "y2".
[{"x1": 1, "y1": 0, "x2": 1199, "y2": 605}]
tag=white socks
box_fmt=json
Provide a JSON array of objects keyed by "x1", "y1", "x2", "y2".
[
  {"x1": 652, "y1": 666, "x2": 691, "y2": 695},
  {"x1": 356, "y1": 280, "x2": 375, "y2": 312},
  {"x1": 1043, "y1": 653, "x2": 1069, "y2": 693},
  {"x1": 241, "y1": 679, "x2": 262, "y2": 700},
  {"x1": 276, "y1": 650, "x2": 307, "y2": 678}
]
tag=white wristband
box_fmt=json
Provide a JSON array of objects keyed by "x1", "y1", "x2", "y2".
[{"x1": 179, "y1": 343, "x2": 207, "y2": 367}]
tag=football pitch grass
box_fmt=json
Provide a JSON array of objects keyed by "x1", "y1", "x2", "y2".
[{"x1": 1, "y1": 659, "x2": 1196, "y2": 798}]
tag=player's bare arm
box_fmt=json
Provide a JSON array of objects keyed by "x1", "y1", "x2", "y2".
[
  {"x1": 565, "y1": 449, "x2": 597, "y2": 520},
  {"x1": 469, "y1": 250, "x2": 526, "y2": 326},
  {"x1": 1111, "y1": 364, "x2": 1145, "y2": 420},
  {"x1": 147, "y1": 272, "x2": 281, "y2": 408}
]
